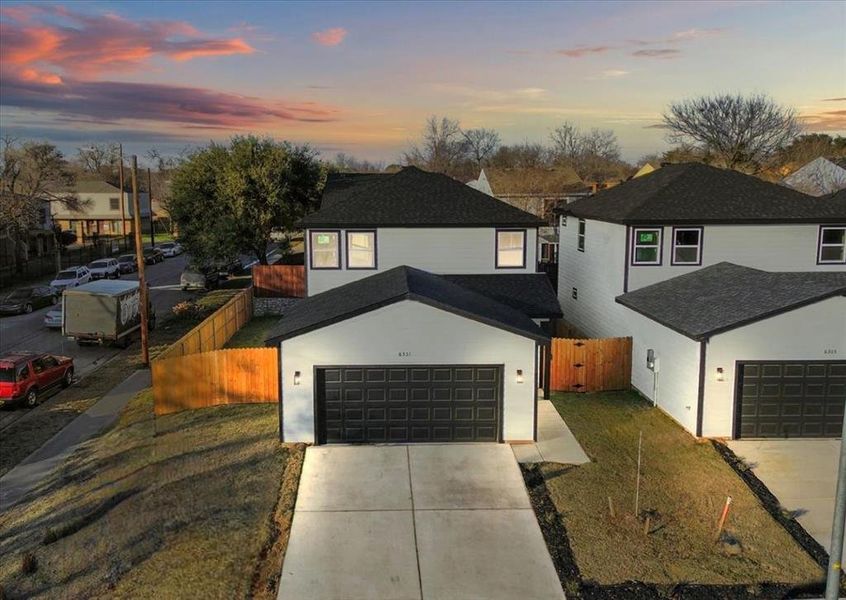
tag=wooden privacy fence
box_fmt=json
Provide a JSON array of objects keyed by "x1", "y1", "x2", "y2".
[
  {"x1": 252, "y1": 265, "x2": 305, "y2": 298},
  {"x1": 549, "y1": 337, "x2": 632, "y2": 393},
  {"x1": 153, "y1": 347, "x2": 278, "y2": 415},
  {"x1": 156, "y1": 288, "x2": 253, "y2": 362}
]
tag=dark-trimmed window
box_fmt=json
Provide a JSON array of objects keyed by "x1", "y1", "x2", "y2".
[
  {"x1": 818, "y1": 226, "x2": 846, "y2": 264},
  {"x1": 671, "y1": 227, "x2": 702, "y2": 265},
  {"x1": 496, "y1": 229, "x2": 526, "y2": 268},
  {"x1": 310, "y1": 231, "x2": 340, "y2": 269},
  {"x1": 632, "y1": 227, "x2": 662, "y2": 265},
  {"x1": 577, "y1": 219, "x2": 585, "y2": 252},
  {"x1": 346, "y1": 230, "x2": 376, "y2": 269},
  {"x1": 109, "y1": 197, "x2": 120, "y2": 211}
]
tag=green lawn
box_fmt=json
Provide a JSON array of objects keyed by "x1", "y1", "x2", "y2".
[
  {"x1": 540, "y1": 391, "x2": 823, "y2": 587},
  {"x1": 0, "y1": 390, "x2": 305, "y2": 599},
  {"x1": 225, "y1": 317, "x2": 280, "y2": 348}
]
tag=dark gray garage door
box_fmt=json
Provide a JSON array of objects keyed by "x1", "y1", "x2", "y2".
[
  {"x1": 737, "y1": 361, "x2": 846, "y2": 438},
  {"x1": 315, "y1": 365, "x2": 502, "y2": 444}
]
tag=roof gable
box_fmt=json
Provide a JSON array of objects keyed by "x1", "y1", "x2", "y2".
[
  {"x1": 265, "y1": 266, "x2": 549, "y2": 344},
  {"x1": 562, "y1": 162, "x2": 846, "y2": 224},
  {"x1": 616, "y1": 262, "x2": 846, "y2": 340},
  {"x1": 301, "y1": 167, "x2": 545, "y2": 228}
]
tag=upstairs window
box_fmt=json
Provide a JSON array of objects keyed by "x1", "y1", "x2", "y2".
[
  {"x1": 632, "y1": 228, "x2": 662, "y2": 265},
  {"x1": 818, "y1": 226, "x2": 846, "y2": 264},
  {"x1": 496, "y1": 229, "x2": 526, "y2": 268},
  {"x1": 577, "y1": 219, "x2": 586, "y2": 252},
  {"x1": 346, "y1": 231, "x2": 376, "y2": 269},
  {"x1": 109, "y1": 197, "x2": 120, "y2": 211},
  {"x1": 310, "y1": 231, "x2": 340, "y2": 269},
  {"x1": 671, "y1": 227, "x2": 702, "y2": 265}
]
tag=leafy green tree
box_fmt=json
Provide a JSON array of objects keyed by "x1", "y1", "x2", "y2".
[{"x1": 167, "y1": 136, "x2": 323, "y2": 266}]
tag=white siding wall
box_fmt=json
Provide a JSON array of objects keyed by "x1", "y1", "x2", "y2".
[
  {"x1": 307, "y1": 227, "x2": 537, "y2": 295},
  {"x1": 703, "y1": 296, "x2": 846, "y2": 438},
  {"x1": 51, "y1": 191, "x2": 150, "y2": 220},
  {"x1": 280, "y1": 300, "x2": 538, "y2": 443},
  {"x1": 557, "y1": 217, "x2": 629, "y2": 337},
  {"x1": 629, "y1": 224, "x2": 844, "y2": 291},
  {"x1": 624, "y1": 307, "x2": 702, "y2": 434}
]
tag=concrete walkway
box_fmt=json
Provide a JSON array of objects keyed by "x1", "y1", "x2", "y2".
[
  {"x1": 728, "y1": 439, "x2": 844, "y2": 561},
  {"x1": 278, "y1": 444, "x2": 565, "y2": 600},
  {"x1": 512, "y1": 399, "x2": 590, "y2": 465},
  {"x1": 0, "y1": 369, "x2": 151, "y2": 512}
]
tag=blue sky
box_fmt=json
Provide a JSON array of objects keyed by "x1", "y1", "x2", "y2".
[{"x1": 1, "y1": 0, "x2": 844, "y2": 164}]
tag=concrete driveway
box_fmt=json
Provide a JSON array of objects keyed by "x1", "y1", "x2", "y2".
[
  {"x1": 728, "y1": 439, "x2": 843, "y2": 560},
  {"x1": 278, "y1": 444, "x2": 564, "y2": 600}
]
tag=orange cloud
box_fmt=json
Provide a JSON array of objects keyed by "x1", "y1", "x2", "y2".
[
  {"x1": 312, "y1": 27, "x2": 347, "y2": 47},
  {"x1": 19, "y1": 67, "x2": 62, "y2": 84}
]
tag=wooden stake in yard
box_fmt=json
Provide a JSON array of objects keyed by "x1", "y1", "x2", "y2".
[
  {"x1": 715, "y1": 496, "x2": 733, "y2": 541},
  {"x1": 608, "y1": 496, "x2": 615, "y2": 518},
  {"x1": 634, "y1": 430, "x2": 643, "y2": 517},
  {"x1": 130, "y1": 156, "x2": 150, "y2": 367},
  {"x1": 643, "y1": 515, "x2": 651, "y2": 536}
]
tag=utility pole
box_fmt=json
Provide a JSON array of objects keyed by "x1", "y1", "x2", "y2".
[
  {"x1": 147, "y1": 167, "x2": 155, "y2": 247},
  {"x1": 130, "y1": 156, "x2": 150, "y2": 367},
  {"x1": 119, "y1": 144, "x2": 127, "y2": 251},
  {"x1": 825, "y1": 407, "x2": 846, "y2": 599}
]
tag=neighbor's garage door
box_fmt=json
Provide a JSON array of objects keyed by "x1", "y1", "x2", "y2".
[
  {"x1": 737, "y1": 361, "x2": 846, "y2": 438},
  {"x1": 315, "y1": 365, "x2": 501, "y2": 444}
]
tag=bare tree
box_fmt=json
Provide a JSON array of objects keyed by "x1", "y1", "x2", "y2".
[
  {"x1": 76, "y1": 142, "x2": 119, "y2": 174},
  {"x1": 403, "y1": 116, "x2": 467, "y2": 174},
  {"x1": 662, "y1": 93, "x2": 801, "y2": 173},
  {"x1": 461, "y1": 128, "x2": 500, "y2": 168},
  {"x1": 549, "y1": 121, "x2": 625, "y2": 182},
  {"x1": 329, "y1": 152, "x2": 385, "y2": 173},
  {"x1": 491, "y1": 142, "x2": 551, "y2": 169}
]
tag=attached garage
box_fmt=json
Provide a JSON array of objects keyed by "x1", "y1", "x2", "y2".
[
  {"x1": 265, "y1": 266, "x2": 547, "y2": 444},
  {"x1": 617, "y1": 263, "x2": 846, "y2": 439}
]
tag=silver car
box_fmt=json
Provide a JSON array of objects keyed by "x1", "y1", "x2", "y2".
[{"x1": 44, "y1": 307, "x2": 63, "y2": 329}]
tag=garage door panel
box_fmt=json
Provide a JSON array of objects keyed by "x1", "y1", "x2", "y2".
[
  {"x1": 317, "y1": 365, "x2": 502, "y2": 444},
  {"x1": 737, "y1": 361, "x2": 846, "y2": 439}
]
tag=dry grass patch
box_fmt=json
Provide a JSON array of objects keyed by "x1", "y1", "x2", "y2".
[
  {"x1": 0, "y1": 289, "x2": 240, "y2": 477},
  {"x1": 225, "y1": 317, "x2": 280, "y2": 349},
  {"x1": 542, "y1": 391, "x2": 823, "y2": 587},
  {"x1": 0, "y1": 389, "x2": 304, "y2": 599}
]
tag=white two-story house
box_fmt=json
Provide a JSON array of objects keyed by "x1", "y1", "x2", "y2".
[
  {"x1": 265, "y1": 167, "x2": 562, "y2": 446},
  {"x1": 557, "y1": 163, "x2": 846, "y2": 440}
]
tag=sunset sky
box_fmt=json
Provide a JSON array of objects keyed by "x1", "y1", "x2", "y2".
[{"x1": 1, "y1": 0, "x2": 844, "y2": 165}]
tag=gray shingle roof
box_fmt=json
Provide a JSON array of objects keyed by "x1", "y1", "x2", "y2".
[
  {"x1": 561, "y1": 162, "x2": 846, "y2": 224},
  {"x1": 443, "y1": 274, "x2": 562, "y2": 318},
  {"x1": 321, "y1": 172, "x2": 392, "y2": 209},
  {"x1": 265, "y1": 266, "x2": 549, "y2": 344},
  {"x1": 616, "y1": 263, "x2": 846, "y2": 340},
  {"x1": 301, "y1": 166, "x2": 546, "y2": 228}
]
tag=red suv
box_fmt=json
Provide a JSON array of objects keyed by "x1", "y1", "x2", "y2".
[{"x1": 0, "y1": 352, "x2": 74, "y2": 408}]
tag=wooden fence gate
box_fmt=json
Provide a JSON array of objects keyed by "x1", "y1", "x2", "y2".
[
  {"x1": 252, "y1": 265, "x2": 305, "y2": 298},
  {"x1": 549, "y1": 337, "x2": 632, "y2": 393}
]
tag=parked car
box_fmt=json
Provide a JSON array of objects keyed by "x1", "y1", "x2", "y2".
[
  {"x1": 63, "y1": 280, "x2": 156, "y2": 347},
  {"x1": 0, "y1": 286, "x2": 58, "y2": 315},
  {"x1": 49, "y1": 266, "x2": 91, "y2": 291},
  {"x1": 0, "y1": 351, "x2": 74, "y2": 408},
  {"x1": 216, "y1": 257, "x2": 243, "y2": 278},
  {"x1": 142, "y1": 247, "x2": 165, "y2": 265},
  {"x1": 117, "y1": 254, "x2": 139, "y2": 274},
  {"x1": 88, "y1": 258, "x2": 121, "y2": 280},
  {"x1": 158, "y1": 241, "x2": 183, "y2": 257},
  {"x1": 43, "y1": 307, "x2": 63, "y2": 329},
  {"x1": 180, "y1": 265, "x2": 220, "y2": 291}
]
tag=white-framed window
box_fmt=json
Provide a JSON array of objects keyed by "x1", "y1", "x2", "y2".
[
  {"x1": 671, "y1": 227, "x2": 702, "y2": 265},
  {"x1": 346, "y1": 230, "x2": 376, "y2": 269},
  {"x1": 818, "y1": 226, "x2": 846, "y2": 264},
  {"x1": 577, "y1": 219, "x2": 585, "y2": 252},
  {"x1": 496, "y1": 229, "x2": 526, "y2": 268},
  {"x1": 632, "y1": 227, "x2": 662, "y2": 265},
  {"x1": 310, "y1": 230, "x2": 340, "y2": 269}
]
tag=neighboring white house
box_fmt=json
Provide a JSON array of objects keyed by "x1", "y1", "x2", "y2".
[
  {"x1": 51, "y1": 180, "x2": 151, "y2": 242},
  {"x1": 556, "y1": 163, "x2": 846, "y2": 439},
  {"x1": 782, "y1": 156, "x2": 846, "y2": 196},
  {"x1": 266, "y1": 167, "x2": 563, "y2": 445}
]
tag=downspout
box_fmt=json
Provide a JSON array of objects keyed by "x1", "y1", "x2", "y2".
[{"x1": 695, "y1": 339, "x2": 707, "y2": 437}]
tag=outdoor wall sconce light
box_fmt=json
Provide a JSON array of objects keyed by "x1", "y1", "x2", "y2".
[
  {"x1": 516, "y1": 369, "x2": 524, "y2": 384},
  {"x1": 293, "y1": 371, "x2": 301, "y2": 385},
  {"x1": 716, "y1": 367, "x2": 724, "y2": 382}
]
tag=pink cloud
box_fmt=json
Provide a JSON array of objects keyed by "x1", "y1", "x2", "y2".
[
  {"x1": 631, "y1": 48, "x2": 681, "y2": 59},
  {"x1": 311, "y1": 27, "x2": 347, "y2": 47},
  {"x1": 556, "y1": 45, "x2": 612, "y2": 58}
]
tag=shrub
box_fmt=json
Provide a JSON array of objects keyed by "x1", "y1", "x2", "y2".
[{"x1": 20, "y1": 552, "x2": 37, "y2": 575}]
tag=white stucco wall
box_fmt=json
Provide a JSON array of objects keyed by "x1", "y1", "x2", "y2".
[
  {"x1": 557, "y1": 217, "x2": 629, "y2": 337},
  {"x1": 307, "y1": 227, "x2": 538, "y2": 295},
  {"x1": 629, "y1": 224, "x2": 845, "y2": 291},
  {"x1": 623, "y1": 306, "x2": 703, "y2": 434},
  {"x1": 702, "y1": 295, "x2": 846, "y2": 438},
  {"x1": 279, "y1": 300, "x2": 539, "y2": 443}
]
